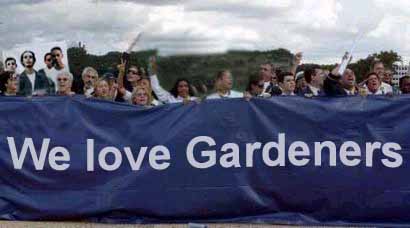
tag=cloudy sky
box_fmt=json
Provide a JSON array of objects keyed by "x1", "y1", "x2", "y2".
[{"x1": 1, "y1": 0, "x2": 410, "y2": 64}]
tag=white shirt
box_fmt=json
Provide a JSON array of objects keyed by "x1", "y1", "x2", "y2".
[
  {"x1": 308, "y1": 85, "x2": 320, "y2": 96},
  {"x1": 206, "y1": 90, "x2": 243, "y2": 99},
  {"x1": 263, "y1": 81, "x2": 271, "y2": 93},
  {"x1": 344, "y1": 88, "x2": 356, "y2": 95},
  {"x1": 150, "y1": 74, "x2": 198, "y2": 103},
  {"x1": 26, "y1": 72, "x2": 36, "y2": 92},
  {"x1": 380, "y1": 82, "x2": 393, "y2": 94}
]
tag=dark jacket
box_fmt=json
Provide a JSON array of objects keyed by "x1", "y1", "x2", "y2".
[
  {"x1": 299, "y1": 85, "x2": 325, "y2": 97},
  {"x1": 18, "y1": 70, "x2": 53, "y2": 96},
  {"x1": 323, "y1": 74, "x2": 347, "y2": 97}
]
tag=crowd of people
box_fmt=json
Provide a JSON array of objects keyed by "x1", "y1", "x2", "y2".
[{"x1": 1, "y1": 47, "x2": 410, "y2": 108}]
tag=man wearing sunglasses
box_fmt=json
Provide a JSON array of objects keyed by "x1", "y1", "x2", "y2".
[
  {"x1": 4, "y1": 57, "x2": 17, "y2": 73},
  {"x1": 38, "y1": 52, "x2": 56, "y2": 91},
  {"x1": 18, "y1": 50, "x2": 53, "y2": 96}
]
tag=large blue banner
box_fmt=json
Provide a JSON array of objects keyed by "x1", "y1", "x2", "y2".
[{"x1": 0, "y1": 95, "x2": 410, "y2": 226}]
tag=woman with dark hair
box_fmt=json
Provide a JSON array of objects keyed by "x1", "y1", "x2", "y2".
[{"x1": 148, "y1": 56, "x2": 198, "y2": 104}]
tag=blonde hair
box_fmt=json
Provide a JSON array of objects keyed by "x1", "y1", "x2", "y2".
[{"x1": 131, "y1": 86, "x2": 153, "y2": 106}]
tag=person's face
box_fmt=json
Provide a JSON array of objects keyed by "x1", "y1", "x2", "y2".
[
  {"x1": 177, "y1": 80, "x2": 190, "y2": 98},
  {"x1": 137, "y1": 78, "x2": 151, "y2": 90},
  {"x1": 259, "y1": 64, "x2": 273, "y2": 82},
  {"x1": 219, "y1": 72, "x2": 233, "y2": 90},
  {"x1": 133, "y1": 89, "x2": 149, "y2": 106},
  {"x1": 401, "y1": 78, "x2": 410, "y2": 94},
  {"x1": 5, "y1": 60, "x2": 16, "y2": 72},
  {"x1": 127, "y1": 67, "x2": 141, "y2": 82},
  {"x1": 342, "y1": 69, "x2": 356, "y2": 88},
  {"x1": 280, "y1": 75, "x2": 296, "y2": 93},
  {"x1": 95, "y1": 80, "x2": 109, "y2": 97},
  {"x1": 44, "y1": 55, "x2": 53, "y2": 68},
  {"x1": 83, "y1": 71, "x2": 98, "y2": 87},
  {"x1": 312, "y1": 69, "x2": 324, "y2": 85},
  {"x1": 367, "y1": 75, "x2": 381, "y2": 92},
  {"x1": 52, "y1": 49, "x2": 63, "y2": 64},
  {"x1": 6, "y1": 77, "x2": 18, "y2": 93},
  {"x1": 251, "y1": 80, "x2": 264, "y2": 95},
  {"x1": 374, "y1": 63, "x2": 385, "y2": 78},
  {"x1": 383, "y1": 70, "x2": 393, "y2": 84},
  {"x1": 57, "y1": 75, "x2": 72, "y2": 92},
  {"x1": 22, "y1": 52, "x2": 34, "y2": 68},
  {"x1": 296, "y1": 78, "x2": 307, "y2": 90}
]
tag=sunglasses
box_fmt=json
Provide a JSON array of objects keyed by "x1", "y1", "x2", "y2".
[
  {"x1": 58, "y1": 78, "x2": 68, "y2": 82},
  {"x1": 128, "y1": 70, "x2": 139, "y2": 75},
  {"x1": 257, "y1": 83, "x2": 264, "y2": 88},
  {"x1": 23, "y1": 55, "x2": 33, "y2": 59},
  {"x1": 6, "y1": 62, "x2": 16, "y2": 66},
  {"x1": 45, "y1": 58, "x2": 52, "y2": 62}
]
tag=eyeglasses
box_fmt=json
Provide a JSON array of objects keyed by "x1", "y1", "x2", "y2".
[{"x1": 57, "y1": 78, "x2": 68, "y2": 82}]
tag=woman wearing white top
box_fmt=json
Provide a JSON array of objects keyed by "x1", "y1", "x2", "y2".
[
  {"x1": 149, "y1": 56, "x2": 198, "y2": 104},
  {"x1": 206, "y1": 70, "x2": 243, "y2": 99}
]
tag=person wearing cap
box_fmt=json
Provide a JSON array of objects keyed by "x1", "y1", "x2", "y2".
[
  {"x1": 56, "y1": 71, "x2": 75, "y2": 96},
  {"x1": 295, "y1": 71, "x2": 307, "y2": 95}
]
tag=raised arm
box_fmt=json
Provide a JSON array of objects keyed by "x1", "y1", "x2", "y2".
[
  {"x1": 290, "y1": 52, "x2": 302, "y2": 76},
  {"x1": 148, "y1": 56, "x2": 175, "y2": 103}
]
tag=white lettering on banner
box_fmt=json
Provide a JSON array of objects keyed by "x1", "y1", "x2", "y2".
[
  {"x1": 7, "y1": 137, "x2": 70, "y2": 171},
  {"x1": 5, "y1": 134, "x2": 405, "y2": 171},
  {"x1": 86, "y1": 139, "x2": 171, "y2": 171},
  {"x1": 184, "y1": 133, "x2": 404, "y2": 169}
]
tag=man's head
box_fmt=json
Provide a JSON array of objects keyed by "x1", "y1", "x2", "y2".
[
  {"x1": 81, "y1": 67, "x2": 99, "y2": 88},
  {"x1": 246, "y1": 74, "x2": 264, "y2": 96},
  {"x1": 400, "y1": 76, "x2": 410, "y2": 94},
  {"x1": 215, "y1": 70, "x2": 233, "y2": 91},
  {"x1": 0, "y1": 72, "x2": 18, "y2": 95},
  {"x1": 4, "y1": 57, "x2": 17, "y2": 72},
  {"x1": 278, "y1": 72, "x2": 295, "y2": 94},
  {"x1": 295, "y1": 71, "x2": 307, "y2": 92},
  {"x1": 372, "y1": 61, "x2": 385, "y2": 78},
  {"x1": 341, "y1": 68, "x2": 356, "y2": 89},
  {"x1": 57, "y1": 71, "x2": 73, "y2": 94},
  {"x1": 366, "y1": 72, "x2": 381, "y2": 93},
  {"x1": 304, "y1": 67, "x2": 323, "y2": 87},
  {"x1": 44, "y1": 53, "x2": 53, "y2": 69},
  {"x1": 383, "y1": 69, "x2": 393, "y2": 85},
  {"x1": 51, "y1": 46, "x2": 64, "y2": 67},
  {"x1": 20, "y1": 50, "x2": 36, "y2": 69},
  {"x1": 259, "y1": 62, "x2": 275, "y2": 83}
]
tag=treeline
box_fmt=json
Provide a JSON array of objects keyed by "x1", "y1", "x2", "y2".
[{"x1": 67, "y1": 45, "x2": 401, "y2": 91}]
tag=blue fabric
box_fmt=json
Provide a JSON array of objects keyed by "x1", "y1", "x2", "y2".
[{"x1": 0, "y1": 95, "x2": 409, "y2": 226}]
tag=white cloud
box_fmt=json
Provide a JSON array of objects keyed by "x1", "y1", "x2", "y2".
[{"x1": 1, "y1": 0, "x2": 410, "y2": 64}]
